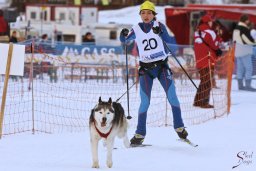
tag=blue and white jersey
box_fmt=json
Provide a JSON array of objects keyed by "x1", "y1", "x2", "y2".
[{"x1": 132, "y1": 21, "x2": 167, "y2": 63}]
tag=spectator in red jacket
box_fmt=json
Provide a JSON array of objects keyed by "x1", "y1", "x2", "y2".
[
  {"x1": 193, "y1": 14, "x2": 222, "y2": 108},
  {"x1": 0, "y1": 9, "x2": 8, "y2": 36}
]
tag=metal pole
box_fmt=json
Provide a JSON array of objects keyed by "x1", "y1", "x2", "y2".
[
  {"x1": 125, "y1": 44, "x2": 132, "y2": 120},
  {"x1": 162, "y1": 40, "x2": 198, "y2": 90},
  {"x1": 153, "y1": 29, "x2": 198, "y2": 90},
  {"x1": 208, "y1": 53, "x2": 217, "y2": 117},
  {"x1": 31, "y1": 42, "x2": 35, "y2": 134}
]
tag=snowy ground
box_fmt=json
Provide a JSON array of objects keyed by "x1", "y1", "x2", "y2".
[{"x1": 0, "y1": 80, "x2": 255, "y2": 171}]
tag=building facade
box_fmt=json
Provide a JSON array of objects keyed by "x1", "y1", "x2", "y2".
[{"x1": 11, "y1": 0, "x2": 185, "y2": 13}]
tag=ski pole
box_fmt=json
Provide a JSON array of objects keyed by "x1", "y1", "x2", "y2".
[
  {"x1": 153, "y1": 28, "x2": 198, "y2": 90},
  {"x1": 124, "y1": 43, "x2": 132, "y2": 119}
]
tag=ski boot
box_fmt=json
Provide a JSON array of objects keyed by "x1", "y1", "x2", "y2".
[
  {"x1": 130, "y1": 134, "x2": 145, "y2": 145},
  {"x1": 175, "y1": 127, "x2": 188, "y2": 139}
]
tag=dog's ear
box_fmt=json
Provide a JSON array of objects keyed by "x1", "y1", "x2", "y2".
[
  {"x1": 99, "y1": 97, "x2": 102, "y2": 104},
  {"x1": 108, "y1": 97, "x2": 112, "y2": 104}
]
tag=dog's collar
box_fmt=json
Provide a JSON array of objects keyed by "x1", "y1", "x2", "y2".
[{"x1": 94, "y1": 121, "x2": 113, "y2": 139}]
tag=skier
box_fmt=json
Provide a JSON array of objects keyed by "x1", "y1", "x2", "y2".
[{"x1": 120, "y1": 1, "x2": 188, "y2": 145}]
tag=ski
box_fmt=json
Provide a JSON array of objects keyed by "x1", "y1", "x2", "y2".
[
  {"x1": 177, "y1": 138, "x2": 198, "y2": 147},
  {"x1": 113, "y1": 144, "x2": 152, "y2": 149},
  {"x1": 130, "y1": 144, "x2": 152, "y2": 148}
]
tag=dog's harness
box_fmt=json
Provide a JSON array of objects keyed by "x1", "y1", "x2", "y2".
[{"x1": 94, "y1": 121, "x2": 113, "y2": 139}]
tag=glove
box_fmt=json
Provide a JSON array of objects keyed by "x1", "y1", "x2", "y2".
[
  {"x1": 215, "y1": 48, "x2": 223, "y2": 57},
  {"x1": 152, "y1": 26, "x2": 162, "y2": 34},
  {"x1": 121, "y1": 28, "x2": 129, "y2": 37}
]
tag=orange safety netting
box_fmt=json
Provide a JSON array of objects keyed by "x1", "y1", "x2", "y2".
[{"x1": 0, "y1": 41, "x2": 235, "y2": 137}]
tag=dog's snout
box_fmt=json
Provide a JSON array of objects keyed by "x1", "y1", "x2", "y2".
[{"x1": 102, "y1": 117, "x2": 107, "y2": 122}]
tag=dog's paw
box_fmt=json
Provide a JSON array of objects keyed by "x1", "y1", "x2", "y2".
[
  {"x1": 107, "y1": 160, "x2": 113, "y2": 168},
  {"x1": 92, "y1": 162, "x2": 99, "y2": 168}
]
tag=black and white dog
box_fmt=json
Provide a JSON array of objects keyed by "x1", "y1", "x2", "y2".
[{"x1": 89, "y1": 97, "x2": 129, "y2": 168}]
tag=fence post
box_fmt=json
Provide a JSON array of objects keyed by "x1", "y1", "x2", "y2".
[
  {"x1": 227, "y1": 44, "x2": 235, "y2": 114},
  {"x1": 0, "y1": 43, "x2": 14, "y2": 139},
  {"x1": 31, "y1": 42, "x2": 35, "y2": 134}
]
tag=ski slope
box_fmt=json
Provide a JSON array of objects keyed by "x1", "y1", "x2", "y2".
[{"x1": 0, "y1": 80, "x2": 255, "y2": 171}]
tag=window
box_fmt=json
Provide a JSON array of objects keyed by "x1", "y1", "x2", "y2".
[
  {"x1": 30, "y1": 12, "x2": 36, "y2": 19},
  {"x1": 63, "y1": 34, "x2": 76, "y2": 42},
  {"x1": 91, "y1": 12, "x2": 94, "y2": 17},
  {"x1": 40, "y1": 11, "x2": 47, "y2": 20},
  {"x1": 82, "y1": 0, "x2": 95, "y2": 4},
  {"x1": 60, "y1": 13, "x2": 66, "y2": 20},
  {"x1": 110, "y1": 30, "x2": 117, "y2": 40}
]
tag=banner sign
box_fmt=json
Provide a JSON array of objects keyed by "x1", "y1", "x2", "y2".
[{"x1": 54, "y1": 44, "x2": 123, "y2": 56}]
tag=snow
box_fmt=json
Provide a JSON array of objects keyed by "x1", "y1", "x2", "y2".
[
  {"x1": 1, "y1": 5, "x2": 256, "y2": 171},
  {"x1": 98, "y1": 1, "x2": 227, "y2": 25},
  {"x1": 99, "y1": 6, "x2": 169, "y2": 25},
  {"x1": 206, "y1": 0, "x2": 224, "y2": 4},
  {"x1": 0, "y1": 83, "x2": 255, "y2": 171}
]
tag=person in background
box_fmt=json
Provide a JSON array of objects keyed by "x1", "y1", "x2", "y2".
[
  {"x1": 38, "y1": 34, "x2": 50, "y2": 80},
  {"x1": 38, "y1": 34, "x2": 49, "y2": 53},
  {"x1": 193, "y1": 14, "x2": 223, "y2": 108},
  {"x1": 0, "y1": 9, "x2": 8, "y2": 35},
  {"x1": 120, "y1": 1, "x2": 188, "y2": 146},
  {"x1": 232, "y1": 14, "x2": 256, "y2": 91},
  {"x1": 9, "y1": 30, "x2": 19, "y2": 81},
  {"x1": 41, "y1": 34, "x2": 48, "y2": 42},
  {"x1": 9, "y1": 31, "x2": 18, "y2": 43},
  {"x1": 82, "y1": 32, "x2": 95, "y2": 44},
  {"x1": 0, "y1": 9, "x2": 9, "y2": 43}
]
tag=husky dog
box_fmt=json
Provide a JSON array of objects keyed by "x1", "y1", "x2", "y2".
[{"x1": 89, "y1": 97, "x2": 130, "y2": 168}]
